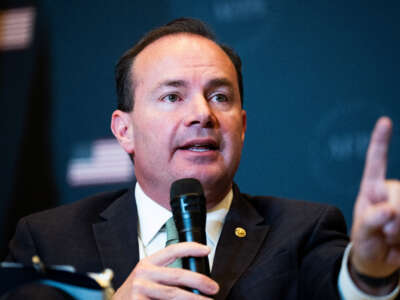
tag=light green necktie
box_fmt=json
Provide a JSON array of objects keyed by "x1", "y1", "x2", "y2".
[{"x1": 165, "y1": 217, "x2": 182, "y2": 268}]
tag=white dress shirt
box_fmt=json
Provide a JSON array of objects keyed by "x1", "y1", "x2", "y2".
[
  {"x1": 133, "y1": 182, "x2": 399, "y2": 299},
  {"x1": 135, "y1": 182, "x2": 232, "y2": 269}
]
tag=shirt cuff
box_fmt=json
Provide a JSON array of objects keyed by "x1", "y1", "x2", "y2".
[{"x1": 338, "y1": 243, "x2": 400, "y2": 300}]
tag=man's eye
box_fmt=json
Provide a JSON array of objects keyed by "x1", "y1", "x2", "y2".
[
  {"x1": 211, "y1": 94, "x2": 228, "y2": 103},
  {"x1": 162, "y1": 94, "x2": 180, "y2": 103}
]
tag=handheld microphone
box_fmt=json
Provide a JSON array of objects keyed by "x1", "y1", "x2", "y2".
[{"x1": 170, "y1": 178, "x2": 210, "y2": 294}]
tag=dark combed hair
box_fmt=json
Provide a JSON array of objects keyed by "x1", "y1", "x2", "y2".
[{"x1": 115, "y1": 18, "x2": 243, "y2": 112}]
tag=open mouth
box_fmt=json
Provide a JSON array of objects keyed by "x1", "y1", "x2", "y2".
[
  {"x1": 181, "y1": 144, "x2": 218, "y2": 152},
  {"x1": 178, "y1": 139, "x2": 219, "y2": 153}
]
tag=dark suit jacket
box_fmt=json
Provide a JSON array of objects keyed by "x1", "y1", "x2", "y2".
[{"x1": 6, "y1": 184, "x2": 349, "y2": 299}]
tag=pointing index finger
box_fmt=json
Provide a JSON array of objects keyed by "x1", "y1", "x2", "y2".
[{"x1": 362, "y1": 117, "x2": 393, "y2": 182}]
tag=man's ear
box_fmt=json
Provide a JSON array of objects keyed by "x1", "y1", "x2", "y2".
[
  {"x1": 241, "y1": 109, "x2": 247, "y2": 143},
  {"x1": 111, "y1": 110, "x2": 135, "y2": 154}
]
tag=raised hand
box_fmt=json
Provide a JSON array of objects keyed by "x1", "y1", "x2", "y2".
[
  {"x1": 351, "y1": 116, "x2": 400, "y2": 278},
  {"x1": 112, "y1": 242, "x2": 219, "y2": 300}
]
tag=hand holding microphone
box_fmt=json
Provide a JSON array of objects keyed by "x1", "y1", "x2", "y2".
[{"x1": 113, "y1": 178, "x2": 218, "y2": 300}]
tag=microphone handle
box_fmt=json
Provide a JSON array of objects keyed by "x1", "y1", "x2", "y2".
[
  {"x1": 178, "y1": 228, "x2": 210, "y2": 295},
  {"x1": 178, "y1": 228, "x2": 210, "y2": 276}
]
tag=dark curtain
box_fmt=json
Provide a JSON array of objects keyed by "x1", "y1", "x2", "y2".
[{"x1": 0, "y1": 0, "x2": 58, "y2": 260}]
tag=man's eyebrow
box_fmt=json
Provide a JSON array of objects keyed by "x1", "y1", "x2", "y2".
[
  {"x1": 205, "y1": 78, "x2": 234, "y2": 91},
  {"x1": 155, "y1": 80, "x2": 187, "y2": 90},
  {"x1": 153, "y1": 78, "x2": 234, "y2": 92}
]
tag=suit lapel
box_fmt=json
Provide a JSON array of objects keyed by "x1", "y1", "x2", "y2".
[
  {"x1": 91, "y1": 184, "x2": 269, "y2": 295},
  {"x1": 92, "y1": 187, "x2": 139, "y2": 289},
  {"x1": 211, "y1": 185, "x2": 270, "y2": 300}
]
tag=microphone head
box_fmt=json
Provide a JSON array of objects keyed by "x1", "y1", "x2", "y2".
[
  {"x1": 170, "y1": 178, "x2": 204, "y2": 200},
  {"x1": 170, "y1": 178, "x2": 206, "y2": 218}
]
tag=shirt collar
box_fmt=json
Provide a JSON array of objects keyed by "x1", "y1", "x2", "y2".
[
  {"x1": 206, "y1": 189, "x2": 232, "y2": 246},
  {"x1": 135, "y1": 183, "x2": 171, "y2": 247},
  {"x1": 135, "y1": 182, "x2": 233, "y2": 247}
]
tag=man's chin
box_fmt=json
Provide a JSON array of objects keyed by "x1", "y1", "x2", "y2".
[{"x1": 173, "y1": 170, "x2": 231, "y2": 190}]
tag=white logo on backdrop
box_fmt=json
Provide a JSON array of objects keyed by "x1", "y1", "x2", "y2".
[
  {"x1": 308, "y1": 102, "x2": 398, "y2": 196},
  {"x1": 212, "y1": 0, "x2": 267, "y2": 22}
]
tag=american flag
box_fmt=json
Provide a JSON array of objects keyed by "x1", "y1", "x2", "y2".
[
  {"x1": 67, "y1": 139, "x2": 134, "y2": 186},
  {"x1": 0, "y1": 6, "x2": 35, "y2": 51}
]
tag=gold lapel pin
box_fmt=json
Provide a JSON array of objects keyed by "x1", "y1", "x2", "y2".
[{"x1": 235, "y1": 227, "x2": 246, "y2": 238}]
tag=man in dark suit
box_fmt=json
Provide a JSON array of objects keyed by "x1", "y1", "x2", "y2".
[{"x1": 6, "y1": 18, "x2": 400, "y2": 299}]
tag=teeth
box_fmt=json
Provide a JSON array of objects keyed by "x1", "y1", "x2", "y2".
[
  {"x1": 181, "y1": 143, "x2": 217, "y2": 152},
  {"x1": 188, "y1": 146, "x2": 210, "y2": 152}
]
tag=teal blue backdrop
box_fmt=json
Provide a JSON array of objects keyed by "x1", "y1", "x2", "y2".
[{"x1": 1, "y1": 0, "x2": 399, "y2": 259}]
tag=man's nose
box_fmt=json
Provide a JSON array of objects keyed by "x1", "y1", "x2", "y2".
[{"x1": 184, "y1": 95, "x2": 217, "y2": 128}]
